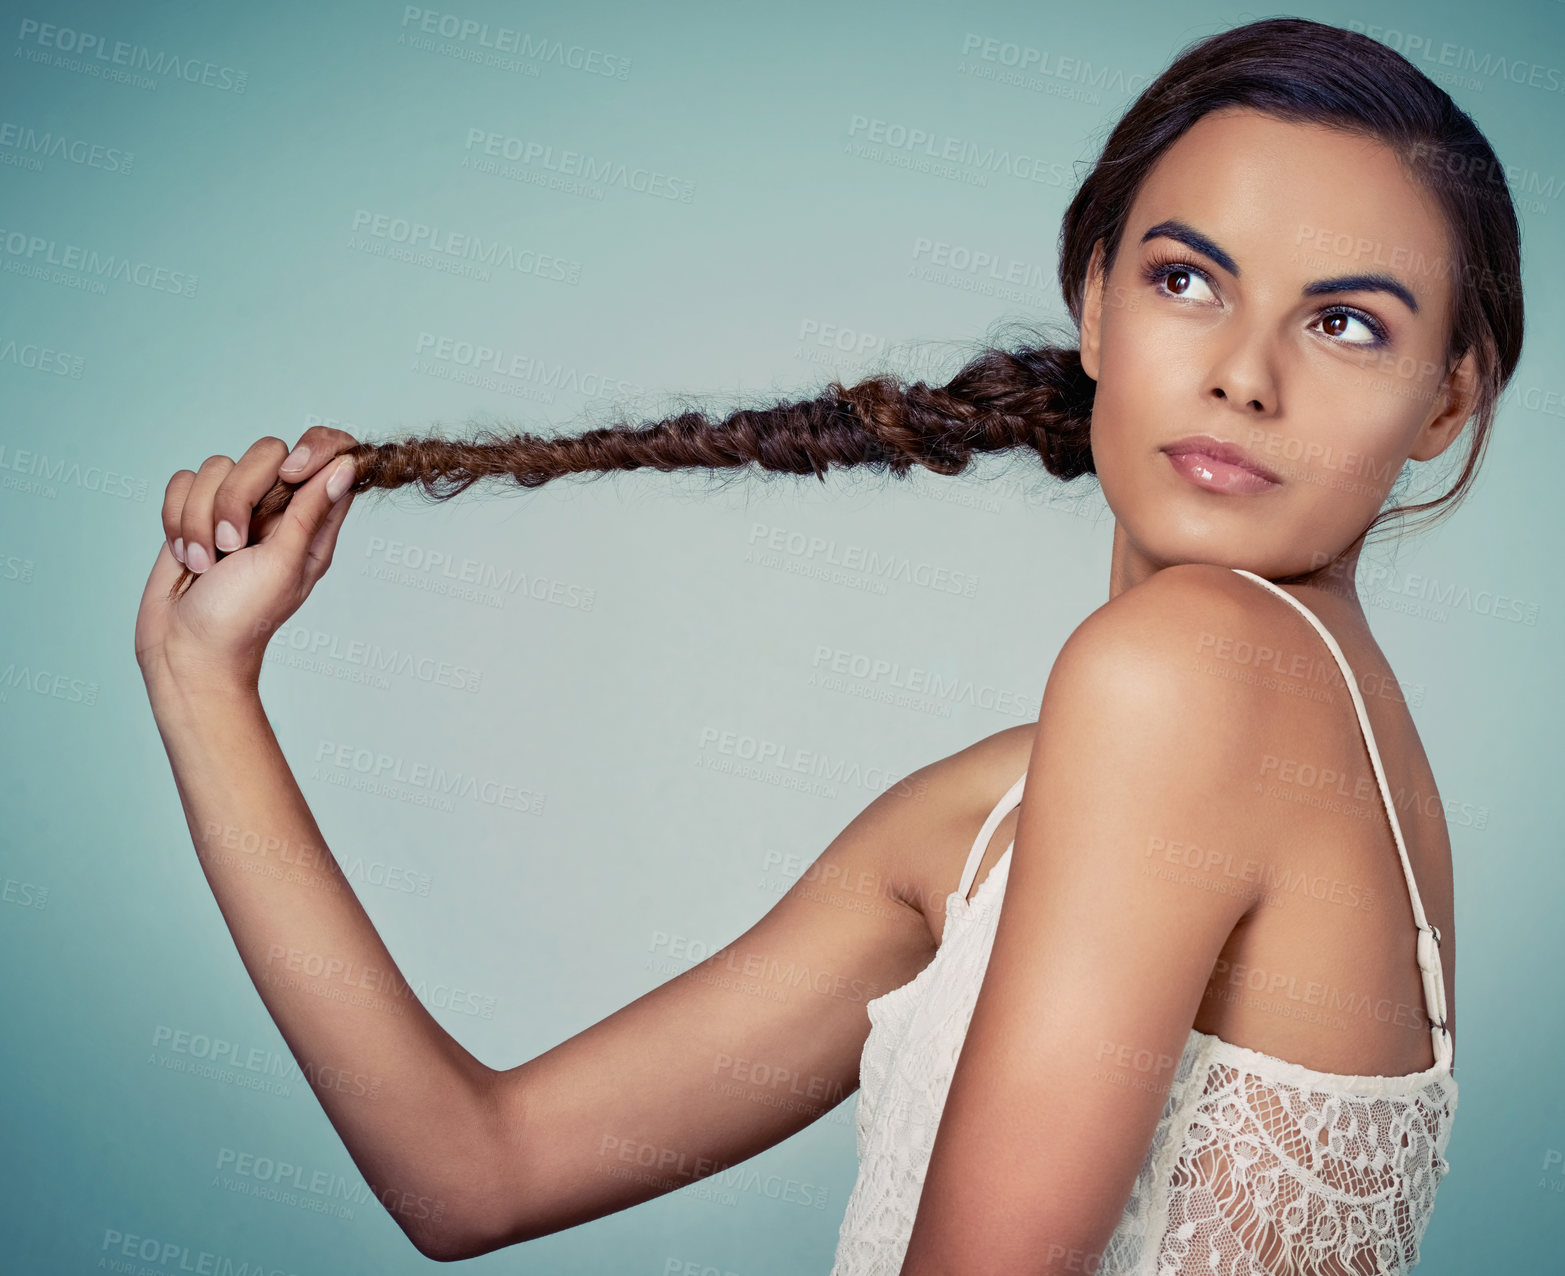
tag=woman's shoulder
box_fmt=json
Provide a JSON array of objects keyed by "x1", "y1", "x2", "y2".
[
  {"x1": 947, "y1": 565, "x2": 1320, "y2": 825},
  {"x1": 1070, "y1": 562, "x2": 1280, "y2": 650},
  {"x1": 1033, "y1": 564, "x2": 1401, "y2": 847},
  {"x1": 1049, "y1": 563, "x2": 1373, "y2": 722},
  {"x1": 1045, "y1": 563, "x2": 1303, "y2": 712}
]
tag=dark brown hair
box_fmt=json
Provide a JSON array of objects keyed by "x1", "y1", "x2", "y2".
[{"x1": 172, "y1": 16, "x2": 1523, "y2": 599}]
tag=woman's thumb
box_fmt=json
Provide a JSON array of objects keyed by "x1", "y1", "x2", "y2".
[{"x1": 273, "y1": 456, "x2": 356, "y2": 558}]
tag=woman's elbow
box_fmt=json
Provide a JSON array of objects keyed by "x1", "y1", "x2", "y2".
[
  {"x1": 399, "y1": 1199, "x2": 494, "y2": 1263},
  {"x1": 380, "y1": 1166, "x2": 506, "y2": 1262}
]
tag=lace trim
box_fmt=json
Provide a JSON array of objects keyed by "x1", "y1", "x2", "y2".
[
  {"x1": 837, "y1": 852, "x2": 1458, "y2": 1276},
  {"x1": 865, "y1": 859, "x2": 1011, "y2": 1023}
]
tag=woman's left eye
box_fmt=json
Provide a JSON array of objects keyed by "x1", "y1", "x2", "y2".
[{"x1": 1313, "y1": 308, "x2": 1387, "y2": 346}]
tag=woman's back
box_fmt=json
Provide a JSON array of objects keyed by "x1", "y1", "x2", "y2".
[{"x1": 832, "y1": 567, "x2": 1457, "y2": 1275}]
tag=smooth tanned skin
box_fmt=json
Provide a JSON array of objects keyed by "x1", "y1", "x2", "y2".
[
  {"x1": 900, "y1": 108, "x2": 1471, "y2": 1272},
  {"x1": 138, "y1": 109, "x2": 1473, "y2": 1266}
]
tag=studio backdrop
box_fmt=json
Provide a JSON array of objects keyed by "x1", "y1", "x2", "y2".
[{"x1": 1, "y1": 1, "x2": 1561, "y2": 1272}]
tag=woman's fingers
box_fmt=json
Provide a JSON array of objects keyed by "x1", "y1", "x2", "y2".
[
  {"x1": 209, "y1": 436, "x2": 291, "y2": 557},
  {"x1": 169, "y1": 427, "x2": 362, "y2": 574},
  {"x1": 160, "y1": 468, "x2": 196, "y2": 564},
  {"x1": 256, "y1": 426, "x2": 360, "y2": 546},
  {"x1": 177, "y1": 455, "x2": 236, "y2": 574},
  {"x1": 276, "y1": 425, "x2": 360, "y2": 485}
]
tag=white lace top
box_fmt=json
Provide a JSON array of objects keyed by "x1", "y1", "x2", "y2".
[{"x1": 831, "y1": 568, "x2": 1457, "y2": 1275}]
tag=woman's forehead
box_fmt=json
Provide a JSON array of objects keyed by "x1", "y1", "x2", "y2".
[{"x1": 1125, "y1": 111, "x2": 1453, "y2": 305}]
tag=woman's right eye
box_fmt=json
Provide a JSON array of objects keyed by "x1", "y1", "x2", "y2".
[{"x1": 1144, "y1": 259, "x2": 1217, "y2": 303}]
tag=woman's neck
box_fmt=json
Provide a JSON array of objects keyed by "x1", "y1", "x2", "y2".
[{"x1": 1106, "y1": 522, "x2": 1370, "y2": 626}]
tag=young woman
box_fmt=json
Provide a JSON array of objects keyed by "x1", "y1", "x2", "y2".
[{"x1": 134, "y1": 17, "x2": 1522, "y2": 1275}]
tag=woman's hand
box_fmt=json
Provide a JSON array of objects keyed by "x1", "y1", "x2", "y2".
[{"x1": 135, "y1": 426, "x2": 361, "y2": 692}]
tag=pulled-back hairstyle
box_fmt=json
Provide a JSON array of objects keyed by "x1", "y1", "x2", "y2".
[{"x1": 172, "y1": 16, "x2": 1523, "y2": 599}]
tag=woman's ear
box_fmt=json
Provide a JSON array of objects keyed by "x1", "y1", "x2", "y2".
[
  {"x1": 1409, "y1": 347, "x2": 1480, "y2": 463},
  {"x1": 1079, "y1": 240, "x2": 1107, "y2": 382}
]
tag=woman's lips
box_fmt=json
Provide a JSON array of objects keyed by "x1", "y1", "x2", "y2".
[{"x1": 1161, "y1": 438, "x2": 1282, "y2": 495}]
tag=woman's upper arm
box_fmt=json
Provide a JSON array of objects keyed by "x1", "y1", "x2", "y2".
[
  {"x1": 903, "y1": 565, "x2": 1286, "y2": 1275},
  {"x1": 453, "y1": 729, "x2": 1021, "y2": 1259}
]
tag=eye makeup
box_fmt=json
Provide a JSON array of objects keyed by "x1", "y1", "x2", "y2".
[{"x1": 1139, "y1": 248, "x2": 1393, "y2": 348}]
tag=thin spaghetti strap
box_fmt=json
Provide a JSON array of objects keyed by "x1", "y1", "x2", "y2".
[
  {"x1": 1228, "y1": 568, "x2": 1452, "y2": 1069},
  {"x1": 956, "y1": 772, "x2": 1027, "y2": 904}
]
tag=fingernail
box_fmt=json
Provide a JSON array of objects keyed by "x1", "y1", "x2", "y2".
[
  {"x1": 215, "y1": 520, "x2": 241, "y2": 551},
  {"x1": 173, "y1": 537, "x2": 185, "y2": 564},
  {"x1": 186, "y1": 542, "x2": 211, "y2": 573},
  {"x1": 326, "y1": 458, "x2": 354, "y2": 501},
  {"x1": 282, "y1": 445, "x2": 311, "y2": 472}
]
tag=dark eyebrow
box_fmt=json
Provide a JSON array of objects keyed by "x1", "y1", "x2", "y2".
[
  {"x1": 1139, "y1": 218, "x2": 1420, "y2": 315},
  {"x1": 1299, "y1": 272, "x2": 1419, "y2": 315}
]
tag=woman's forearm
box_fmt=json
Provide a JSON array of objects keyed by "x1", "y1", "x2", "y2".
[{"x1": 143, "y1": 669, "x2": 503, "y2": 1257}]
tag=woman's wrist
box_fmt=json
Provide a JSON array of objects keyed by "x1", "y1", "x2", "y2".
[{"x1": 141, "y1": 649, "x2": 263, "y2": 717}]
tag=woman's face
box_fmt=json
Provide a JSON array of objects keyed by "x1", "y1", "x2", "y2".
[{"x1": 1080, "y1": 106, "x2": 1478, "y2": 588}]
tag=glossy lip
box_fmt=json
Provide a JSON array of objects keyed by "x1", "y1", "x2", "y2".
[{"x1": 1160, "y1": 433, "x2": 1283, "y2": 493}]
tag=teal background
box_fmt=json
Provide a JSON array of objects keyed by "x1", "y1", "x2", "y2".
[{"x1": 1, "y1": 1, "x2": 1561, "y2": 1272}]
